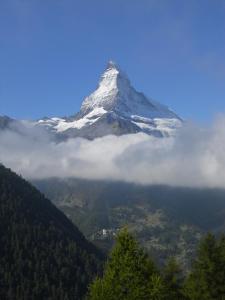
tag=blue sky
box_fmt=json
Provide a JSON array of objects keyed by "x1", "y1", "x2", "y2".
[{"x1": 0, "y1": 0, "x2": 225, "y2": 122}]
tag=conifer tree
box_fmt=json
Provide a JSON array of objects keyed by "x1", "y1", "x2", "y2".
[
  {"x1": 184, "y1": 233, "x2": 225, "y2": 300},
  {"x1": 163, "y1": 257, "x2": 184, "y2": 300},
  {"x1": 88, "y1": 228, "x2": 166, "y2": 300}
]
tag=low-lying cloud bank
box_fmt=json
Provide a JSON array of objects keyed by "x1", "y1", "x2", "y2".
[{"x1": 1, "y1": 116, "x2": 225, "y2": 188}]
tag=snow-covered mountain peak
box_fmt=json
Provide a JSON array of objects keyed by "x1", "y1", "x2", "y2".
[
  {"x1": 80, "y1": 61, "x2": 178, "y2": 120},
  {"x1": 99, "y1": 60, "x2": 127, "y2": 88},
  {"x1": 80, "y1": 61, "x2": 130, "y2": 115},
  {"x1": 107, "y1": 60, "x2": 117, "y2": 67},
  {"x1": 106, "y1": 60, "x2": 120, "y2": 70},
  {"x1": 33, "y1": 61, "x2": 182, "y2": 139}
]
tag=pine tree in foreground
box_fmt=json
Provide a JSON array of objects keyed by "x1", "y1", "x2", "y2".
[
  {"x1": 163, "y1": 257, "x2": 184, "y2": 300},
  {"x1": 88, "y1": 228, "x2": 166, "y2": 300},
  {"x1": 184, "y1": 233, "x2": 225, "y2": 300}
]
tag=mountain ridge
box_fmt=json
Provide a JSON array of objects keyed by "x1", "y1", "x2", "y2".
[
  {"x1": 80, "y1": 61, "x2": 179, "y2": 119},
  {"x1": 0, "y1": 61, "x2": 182, "y2": 140},
  {"x1": 0, "y1": 164, "x2": 103, "y2": 299},
  {"x1": 36, "y1": 61, "x2": 182, "y2": 139}
]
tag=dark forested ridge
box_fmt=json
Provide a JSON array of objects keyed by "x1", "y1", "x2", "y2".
[{"x1": 0, "y1": 165, "x2": 103, "y2": 300}]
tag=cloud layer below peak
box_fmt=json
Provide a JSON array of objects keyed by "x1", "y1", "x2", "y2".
[{"x1": 1, "y1": 116, "x2": 225, "y2": 188}]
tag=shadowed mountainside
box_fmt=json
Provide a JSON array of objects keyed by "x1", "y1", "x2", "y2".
[{"x1": 0, "y1": 165, "x2": 103, "y2": 300}]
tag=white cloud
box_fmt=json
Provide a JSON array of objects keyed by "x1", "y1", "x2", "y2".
[{"x1": 1, "y1": 116, "x2": 225, "y2": 188}]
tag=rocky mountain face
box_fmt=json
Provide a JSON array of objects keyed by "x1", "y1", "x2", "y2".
[
  {"x1": 35, "y1": 61, "x2": 182, "y2": 139},
  {"x1": 0, "y1": 61, "x2": 182, "y2": 139}
]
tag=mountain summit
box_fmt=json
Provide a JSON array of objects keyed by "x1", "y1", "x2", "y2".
[
  {"x1": 80, "y1": 61, "x2": 178, "y2": 120},
  {"x1": 1, "y1": 61, "x2": 181, "y2": 139}
]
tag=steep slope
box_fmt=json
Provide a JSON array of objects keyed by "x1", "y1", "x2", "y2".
[
  {"x1": 0, "y1": 165, "x2": 103, "y2": 300},
  {"x1": 36, "y1": 61, "x2": 182, "y2": 139},
  {"x1": 33, "y1": 177, "x2": 225, "y2": 269},
  {"x1": 80, "y1": 61, "x2": 177, "y2": 118}
]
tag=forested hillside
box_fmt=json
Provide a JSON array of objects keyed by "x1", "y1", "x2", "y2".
[
  {"x1": 0, "y1": 165, "x2": 103, "y2": 300},
  {"x1": 34, "y1": 178, "x2": 225, "y2": 269}
]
